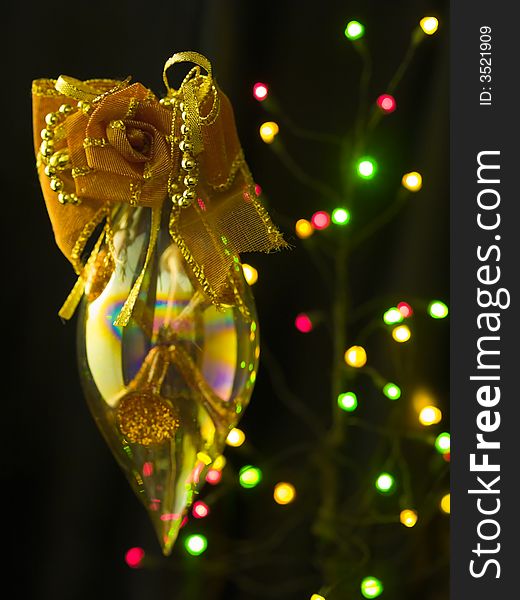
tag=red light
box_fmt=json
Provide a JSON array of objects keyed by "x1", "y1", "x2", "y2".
[
  {"x1": 180, "y1": 515, "x2": 189, "y2": 528},
  {"x1": 397, "y1": 302, "x2": 413, "y2": 318},
  {"x1": 142, "y1": 462, "x2": 153, "y2": 477},
  {"x1": 255, "y1": 183, "x2": 262, "y2": 196},
  {"x1": 376, "y1": 94, "x2": 397, "y2": 113},
  {"x1": 160, "y1": 513, "x2": 180, "y2": 522},
  {"x1": 197, "y1": 198, "x2": 207, "y2": 211},
  {"x1": 190, "y1": 461, "x2": 205, "y2": 484},
  {"x1": 206, "y1": 469, "x2": 222, "y2": 485},
  {"x1": 295, "y1": 313, "x2": 313, "y2": 333},
  {"x1": 311, "y1": 211, "x2": 331, "y2": 230},
  {"x1": 443, "y1": 452, "x2": 451, "y2": 463},
  {"x1": 125, "y1": 547, "x2": 145, "y2": 569},
  {"x1": 192, "y1": 501, "x2": 210, "y2": 519},
  {"x1": 253, "y1": 82, "x2": 269, "y2": 101}
]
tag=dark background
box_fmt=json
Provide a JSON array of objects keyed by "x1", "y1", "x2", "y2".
[{"x1": 5, "y1": 1, "x2": 448, "y2": 598}]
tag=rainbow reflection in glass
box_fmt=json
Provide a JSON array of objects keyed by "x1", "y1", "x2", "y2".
[{"x1": 77, "y1": 206, "x2": 259, "y2": 555}]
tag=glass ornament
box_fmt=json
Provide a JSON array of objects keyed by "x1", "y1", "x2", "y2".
[{"x1": 77, "y1": 205, "x2": 259, "y2": 555}]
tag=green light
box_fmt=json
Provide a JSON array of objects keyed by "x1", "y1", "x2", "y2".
[
  {"x1": 361, "y1": 576, "x2": 384, "y2": 598},
  {"x1": 239, "y1": 465, "x2": 262, "y2": 489},
  {"x1": 383, "y1": 383, "x2": 401, "y2": 400},
  {"x1": 383, "y1": 307, "x2": 403, "y2": 325},
  {"x1": 185, "y1": 534, "x2": 208, "y2": 556},
  {"x1": 428, "y1": 300, "x2": 449, "y2": 319},
  {"x1": 345, "y1": 20, "x2": 365, "y2": 41},
  {"x1": 331, "y1": 207, "x2": 351, "y2": 225},
  {"x1": 375, "y1": 472, "x2": 395, "y2": 494},
  {"x1": 435, "y1": 432, "x2": 450, "y2": 455},
  {"x1": 356, "y1": 157, "x2": 377, "y2": 180},
  {"x1": 338, "y1": 392, "x2": 358, "y2": 412}
]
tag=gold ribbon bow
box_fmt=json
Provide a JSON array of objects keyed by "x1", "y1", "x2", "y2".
[{"x1": 32, "y1": 52, "x2": 286, "y2": 325}]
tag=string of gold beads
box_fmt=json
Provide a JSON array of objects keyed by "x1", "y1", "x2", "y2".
[
  {"x1": 171, "y1": 101, "x2": 199, "y2": 208},
  {"x1": 39, "y1": 103, "x2": 81, "y2": 205}
]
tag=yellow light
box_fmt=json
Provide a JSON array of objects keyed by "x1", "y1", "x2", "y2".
[
  {"x1": 420, "y1": 16, "x2": 439, "y2": 35},
  {"x1": 419, "y1": 405, "x2": 442, "y2": 426},
  {"x1": 196, "y1": 452, "x2": 212, "y2": 465},
  {"x1": 273, "y1": 482, "x2": 296, "y2": 505},
  {"x1": 295, "y1": 218, "x2": 314, "y2": 239},
  {"x1": 242, "y1": 263, "x2": 258, "y2": 285},
  {"x1": 400, "y1": 509, "x2": 418, "y2": 528},
  {"x1": 226, "y1": 428, "x2": 246, "y2": 447},
  {"x1": 259, "y1": 121, "x2": 279, "y2": 144},
  {"x1": 402, "y1": 171, "x2": 423, "y2": 192},
  {"x1": 392, "y1": 325, "x2": 411, "y2": 343},
  {"x1": 440, "y1": 493, "x2": 450, "y2": 514},
  {"x1": 344, "y1": 345, "x2": 367, "y2": 368},
  {"x1": 311, "y1": 595, "x2": 326, "y2": 600},
  {"x1": 212, "y1": 455, "x2": 226, "y2": 471}
]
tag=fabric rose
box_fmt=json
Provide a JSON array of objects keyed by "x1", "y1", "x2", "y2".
[{"x1": 63, "y1": 82, "x2": 177, "y2": 207}]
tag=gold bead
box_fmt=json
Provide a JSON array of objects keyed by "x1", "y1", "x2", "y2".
[
  {"x1": 58, "y1": 104, "x2": 73, "y2": 115},
  {"x1": 178, "y1": 102, "x2": 185, "y2": 112},
  {"x1": 57, "y1": 192, "x2": 80, "y2": 205},
  {"x1": 40, "y1": 128, "x2": 54, "y2": 141},
  {"x1": 40, "y1": 140, "x2": 54, "y2": 157},
  {"x1": 181, "y1": 157, "x2": 196, "y2": 170},
  {"x1": 178, "y1": 196, "x2": 192, "y2": 208},
  {"x1": 180, "y1": 123, "x2": 190, "y2": 135},
  {"x1": 179, "y1": 140, "x2": 193, "y2": 153},
  {"x1": 159, "y1": 97, "x2": 171, "y2": 106},
  {"x1": 44, "y1": 164, "x2": 56, "y2": 177},
  {"x1": 172, "y1": 193, "x2": 192, "y2": 208},
  {"x1": 45, "y1": 112, "x2": 59, "y2": 127},
  {"x1": 182, "y1": 188, "x2": 196, "y2": 201},
  {"x1": 50, "y1": 177, "x2": 64, "y2": 192},
  {"x1": 77, "y1": 100, "x2": 92, "y2": 115},
  {"x1": 49, "y1": 148, "x2": 70, "y2": 169},
  {"x1": 183, "y1": 175, "x2": 197, "y2": 187},
  {"x1": 181, "y1": 111, "x2": 188, "y2": 121},
  {"x1": 109, "y1": 119, "x2": 125, "y2": 131}
]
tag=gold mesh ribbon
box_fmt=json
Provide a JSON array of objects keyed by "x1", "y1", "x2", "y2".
[{"x1": 32, "y1": 52, "x2": 286, "y2": 325}]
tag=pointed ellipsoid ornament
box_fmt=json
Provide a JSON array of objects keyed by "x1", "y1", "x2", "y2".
[
  {"x1": 77, "y1": 209, "x2": 259, "y2": 554},
  {"x1": 32, "y1": 52, "x2": 285, "y2": 554}
]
